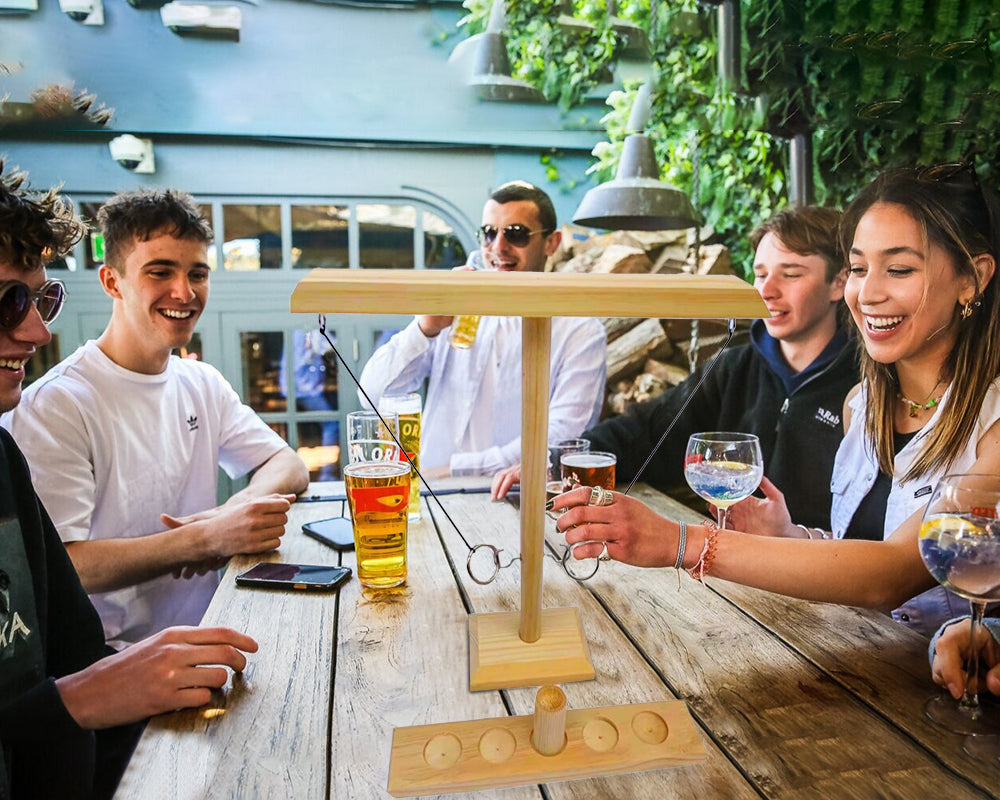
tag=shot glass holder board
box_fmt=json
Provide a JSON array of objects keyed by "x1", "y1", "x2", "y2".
[{"x1": 291, "y1": 269, "x2": 768, "y2": 795}]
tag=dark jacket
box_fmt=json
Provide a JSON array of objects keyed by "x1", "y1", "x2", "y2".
[
  {"x1": 585, "y1": 322, "x2": 859, "y2": 529},
  {"x1": 0, "y1": 429, "x2": 138, "y2": 800}
]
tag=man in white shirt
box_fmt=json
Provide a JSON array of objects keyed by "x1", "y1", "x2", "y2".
[
  {"x1": 3, "y1": 188, "x2": 309, "y2": 648},
  {"x1": 358, "y1": 181, "x2": 607, "y2": 477}
]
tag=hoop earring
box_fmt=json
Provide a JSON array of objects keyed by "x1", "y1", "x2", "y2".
[{"x1": 961, "y1": 299, "x2": 974, "y2": 319}]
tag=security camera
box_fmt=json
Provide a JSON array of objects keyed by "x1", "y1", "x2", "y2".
[
  {"x1": 58, "y1": 0, "x2": 103, "y2": 24},
  {"x1": 109, "y1": 135, "x2": 155, "y2": 174}
]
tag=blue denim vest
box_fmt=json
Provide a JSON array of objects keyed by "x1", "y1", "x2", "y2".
[{"x1": 829, "y1": 381, "x2": 1000, "y2": 636}]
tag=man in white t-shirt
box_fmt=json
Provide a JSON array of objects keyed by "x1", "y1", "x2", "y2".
[
  {"x1": 2, "y1": 188, "x2": 309, "y2": 648},
  {"x1": 359, "y1": 181, "x2": 606, "y2": 477}
]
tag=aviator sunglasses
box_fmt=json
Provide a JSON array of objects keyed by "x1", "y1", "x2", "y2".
[
  {"x1": 0, "y1": 279, "x2": 67, "y2": 330},
  {"x1": 477, "y1": 224, "x2": 551, "y2": 248}
]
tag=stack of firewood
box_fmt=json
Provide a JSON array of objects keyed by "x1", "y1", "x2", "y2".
[{"x1": 546, "y1": 226, "x2": 751, "y2": 417}]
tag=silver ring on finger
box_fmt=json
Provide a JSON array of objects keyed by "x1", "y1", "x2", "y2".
[{"x1": 598, "y1": 541, "x2": 612, "y2": 562}]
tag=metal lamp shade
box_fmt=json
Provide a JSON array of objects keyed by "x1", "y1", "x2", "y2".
[
  {"x1": 573, "y1": 134, "x2": 698, "y2": 231},
  {"x1": 470, "y1": 32, "x2": 544, "y2": 102}
]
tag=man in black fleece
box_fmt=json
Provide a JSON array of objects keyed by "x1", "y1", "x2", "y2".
[
  {"x1": 0, "y1": 162, "x2": 257, "y2": 800},
  {"x1": 493, "y1": 207, "x2": 858, "y2": 532}
]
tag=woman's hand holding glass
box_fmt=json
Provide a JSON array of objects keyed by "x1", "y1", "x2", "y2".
[
  {"x1": 684, "y1": 433, "x2": 763, "y2": 530},
  {"x1": 718, "y1": 476, "x2": 796, "y2": 538},
  {"x1": 552, "y1": 486, "x2": 682, "y2": 568},
  {"x1": 932, "y1": 619, "x2": 1000, "y2": 700},
  {"x1": 918, "y1": 472, "x2": 1000, "y2": 735}
]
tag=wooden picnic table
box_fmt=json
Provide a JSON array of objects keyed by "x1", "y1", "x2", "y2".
[{"x1": 115, "y1": 479, "x2": 999, "y2": 800}]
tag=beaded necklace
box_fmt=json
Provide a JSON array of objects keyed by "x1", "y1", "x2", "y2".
[{"x1": 897, "y1": 379, "x2": 944, "y2": 418}]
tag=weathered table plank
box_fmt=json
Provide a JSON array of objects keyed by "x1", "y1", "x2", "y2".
[
  {"x1": 633, "y1": 485, "x2": 1000, "y2": 796},
  {"x1": 594, "y1": 485, "x2": 999, "y2": 799},
  {"x1": 331, "y1": 500, "x2": 540, "y2": 800},
  {"x1": 115, "y1": 498, "x2": 345, "y2": 800},
  {"x1": 429, "y1": 491, "x2": 761, "y2": 800}
]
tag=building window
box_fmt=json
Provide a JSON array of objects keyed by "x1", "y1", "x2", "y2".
[
  {"x1": 291, "y1": 205, "x2": 349, "y2": 269},
  {"x1": 223, "y1": 204, "x2": 281, "y2": 271},
  {"x1": 358, "y1": 204, "x2": 416, "y2": 269},
  {"x1": 424, "y1": 209, "x2": 467, "y2": 269}
]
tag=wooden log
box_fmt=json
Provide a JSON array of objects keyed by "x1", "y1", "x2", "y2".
[
  {"x1": 693, "y1": 243, "x2": 733, "y2": 276},
  {"x1": 606, "y1": 318, "x2": 668, "y2": 384},
  {"x1": 590, "y1": 244, "x2": 652, "y2": 275},
  {"x1": 644, "y1": 357, "x2": 689, "y2": 387},
  {"x1": 601, "y1": 316, "x2": 643, "y2": 343},
  {"x1": 651, "y1": 245, "x2": 689, "y2": 275},
  {"x1": 531, "y1": 685, "x2": 567, "y2": 756}
]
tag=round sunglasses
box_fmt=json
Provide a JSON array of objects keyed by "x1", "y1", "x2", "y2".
[
  {"x1": 477, "y1": 224, "x2": 551, "y2": 248},
  {"x1": 0, "y1": 279, "x2": 67, "y2": 331}
]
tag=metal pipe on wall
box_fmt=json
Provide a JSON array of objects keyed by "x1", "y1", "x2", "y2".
[{"x1": 788, "y1": 132, "x2": 814, "y2": 207}]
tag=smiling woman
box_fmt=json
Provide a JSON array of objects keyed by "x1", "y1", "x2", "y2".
[{"x1": 553, "y1": 164, "x2": 1000, "y2": 652}]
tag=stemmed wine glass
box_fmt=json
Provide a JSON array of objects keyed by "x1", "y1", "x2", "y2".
[
  {"x1": 684, "y1": 432, "x2": 763, "y2": 530},
  {"x1": 918, "y1": 472, "x2": 1000, "y2": 739}
]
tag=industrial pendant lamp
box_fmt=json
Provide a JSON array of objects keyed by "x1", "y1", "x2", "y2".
[
  {"x1": 573, "y1": 84, "x2": 698, "y2": 231},
  {"x1": 607, "y1": 0, "x2": 649, "y2": 59},
  {"x1": 556, "y1": 0, "x2": 595, "y2": 35},
  {"x1": 469, "y1": 0, "x2": 544, "y2": 102}
]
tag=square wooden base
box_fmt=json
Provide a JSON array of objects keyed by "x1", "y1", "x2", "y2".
[
  {"x1": 468, "y1": 607, "x2": 595, "y2": 692},
  {"x1": 387, "y1": 699, "x2": 706, "y2": 797}
]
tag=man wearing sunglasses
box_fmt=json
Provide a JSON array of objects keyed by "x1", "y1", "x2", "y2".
[
  {"x1": 360, "y1": 181, "x2": 606, "y2": 477},
  {"x1": 4, "y1": 188, "x2": 309, "y2": 651},
  {"x1": 0, "y1": 163, "x2": 259, "y2": 799}
]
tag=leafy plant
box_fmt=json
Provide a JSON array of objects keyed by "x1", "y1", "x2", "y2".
[{"x1": 457, "y1": 0, "x2": 1000, "y2": 280}]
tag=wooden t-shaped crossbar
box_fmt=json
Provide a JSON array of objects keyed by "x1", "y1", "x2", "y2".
[{"x1": 291, "y1": 269, "x2": 767, "y2": 691}]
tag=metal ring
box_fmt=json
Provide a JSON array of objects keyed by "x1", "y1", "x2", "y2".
[
  {"x1": 561, "y1": 541, "x2": 600, "y2": 582},
  {"x1": 588, "y1": 486, "x2": 614, "y2": 507},
  {"x1": 467, "y1": 543, "x2": 501, "y2": 585},
  {"x1": 598, "y1": 541, "x2": 611, "y2": 562}
]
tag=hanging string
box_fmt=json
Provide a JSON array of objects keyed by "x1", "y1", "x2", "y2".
[
  {"x1": 319, "y1": 301, "x2": 737, "y2": 580},
  {"x1": 316, "y1": 315, "x2": 479, "y2": 555}
]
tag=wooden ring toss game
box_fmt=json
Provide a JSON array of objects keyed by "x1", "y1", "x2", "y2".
[{"x1": 291, "y1": 269, "x2": 768, "y2": 795}]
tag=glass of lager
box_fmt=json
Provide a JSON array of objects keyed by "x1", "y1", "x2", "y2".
[
  {"x1": 347, "y1": 410, "x2": 400, "y2": 464},
  {"x1": 449, "y1": 249, "x2": 491, "y2": 350},
  {"x1": 344, "y1": 461, "x2": 410, "y2": 588},
  {"x1": 378, "y1": 393, "x2": 422, "y2": 521},
  {"x1": 561, "y1": 451, "x2": 616, "y2": 492}
]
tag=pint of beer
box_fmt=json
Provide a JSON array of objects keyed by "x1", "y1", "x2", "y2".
[
  {"x1": 449, "y1": 249, "x2": 486, "y2": 350},
  {"x1": 560, "y1": 451, "x2": 616, "y2": 492},
  {"x1": 378, "y1": 392, "x2": 422, "y2": 521},
  {"x1": 344, "y1": 461, "x2": 410, "y2": 589},
  {"x1": 449, "y1": 315, "x2": 481, "y2": 350}
]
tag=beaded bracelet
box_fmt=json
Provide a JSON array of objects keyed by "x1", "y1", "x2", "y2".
[{"x1": 686, "y1": 520, "x2": 720, "y2": 583}]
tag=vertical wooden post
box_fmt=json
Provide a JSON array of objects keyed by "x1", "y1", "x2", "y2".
[
  {"x1": 531, "y1": 685, "x2": 567, "y2": 756},
  {"x1": 519, "y1": 316, "x2": 551, "y2": 643}
]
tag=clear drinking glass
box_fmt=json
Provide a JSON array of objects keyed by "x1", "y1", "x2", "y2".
[
  {"x1": 450, "y1": 250, "x2": 486, "y2": 350},
  {"x1": 560, "y1": 451, "x2": 615, "y2": 492},
  {"x1": 378, "y1": 393, "x2": 422, "y2": 521},
  {"x1": 918, "y1": 473, "x2": 1000, "y2": 736},
  {"x1": 346, "y1": 410, "x2": 400, "y2": 464},
  {"x1": 683, "y1": 432, "x2": 763, "y2": 530}
]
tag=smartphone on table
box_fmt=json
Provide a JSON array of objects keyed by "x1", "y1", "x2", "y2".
[
  {"x1": 302, "y1": 516, "x2": 355, "y2": 551},
  {"x1": 235, "y1": 562, "x2": 352, "y2": 591}
]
